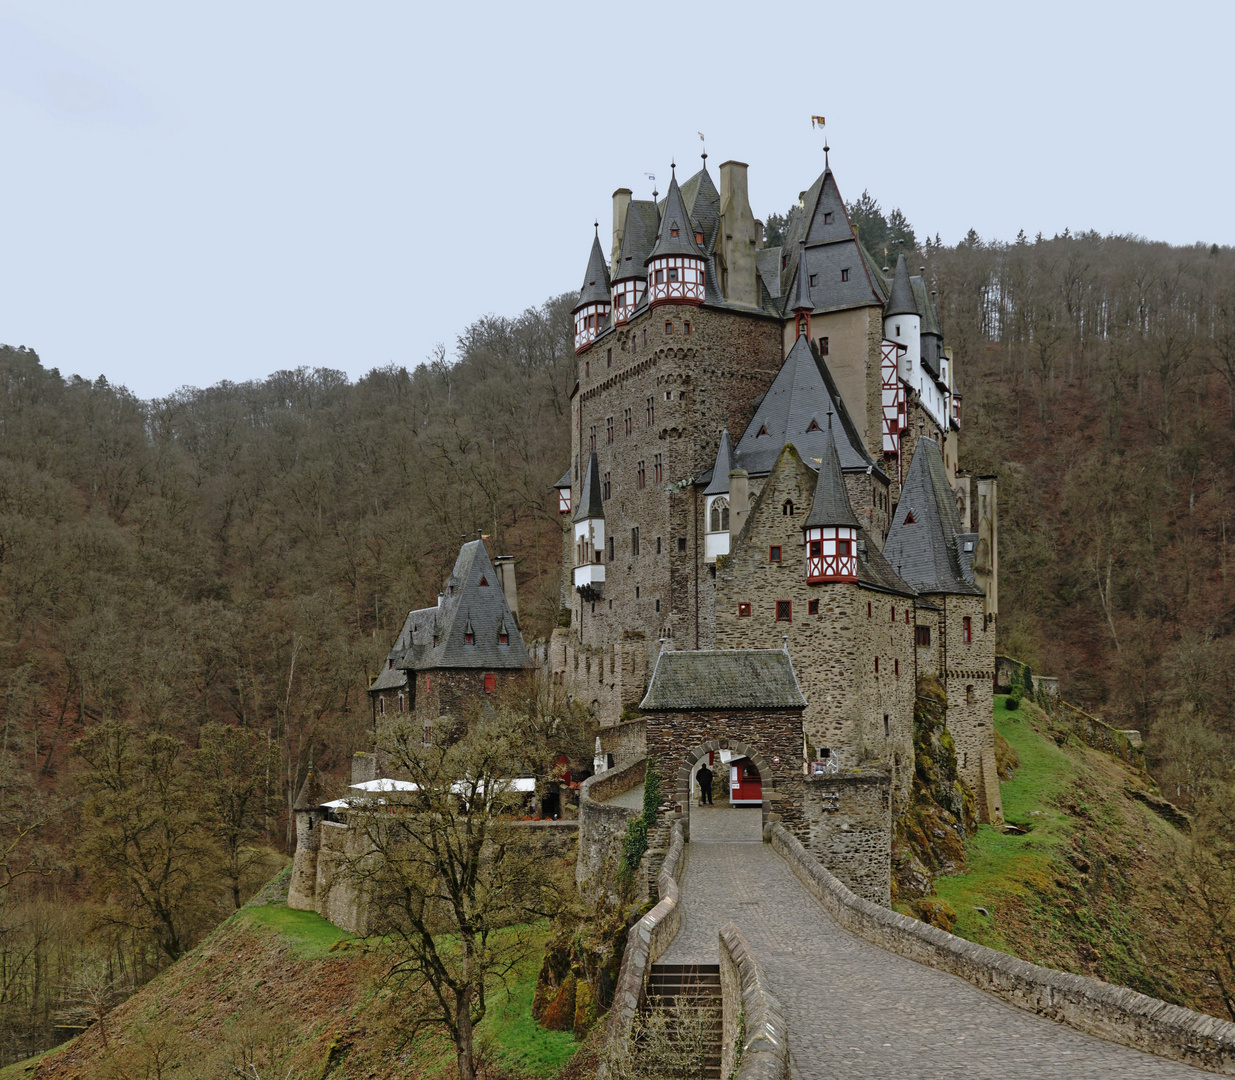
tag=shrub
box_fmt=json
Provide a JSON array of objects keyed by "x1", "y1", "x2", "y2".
[{"x1": 1005, "y1": 695, "x2": 1020, "y2": 711}]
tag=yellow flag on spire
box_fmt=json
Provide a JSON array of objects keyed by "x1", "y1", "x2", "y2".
[{"x1": 811, "y1": 115, "x2": 826, "y2": 128}]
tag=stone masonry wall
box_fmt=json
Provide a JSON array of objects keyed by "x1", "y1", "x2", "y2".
[
  {"x1": 641, "y1": 708, "x2": 806, "y2": 844},
  {"x1": 801, "y1": 770, "x2": 891, "y2": 906},
  {"x1": 411, "y1": 667, "x2": 522, "y2": 727},
  {"x1": 939, "y1": 593, "x2": 1000, "y2": 822},
  {"x1": 571, "y1": 302, "x2": 783, "y2": 661},
  {"x1": 598, "y1": 717, "x2": 648, "y2": 768},
  {"x1": 576, "y1": 757, "x2": 647, "y2": 902},
  {"x1": 714, "y1": 446, "x2": 915, "y2": 804},
  {"x1": 550, "y1": 628, "x2": 649, "y2": 728}
]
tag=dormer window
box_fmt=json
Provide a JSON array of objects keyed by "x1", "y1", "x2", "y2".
[
  {"x1": 695, "y1": 231, "x2": 704, "y2": 245},
  {"x1": 756, "y1": 424, "x2": 769, "y2": 437},
  {"x1": 823, "y1": 211, "x2": 834, "y2": 225},
  {"x1": 465, "y1": 632, "x2": 474, "y2": 644},
  {"x1": 499, "y1": 631, "x2": 509, "y2": 645},
  {"x1": 478, "y1": 576, "x2": 488, "y2": 586},
  {"x1": 904, "y1": 512, "x2": 917, "y2": 525},
  {"x1": 809, "y1": 273, "x2": 817, "y2": 287},
  {"x1": 670, "y1": 227, "x2": 679, "y2": 238},
  {"x1": 806, "y1": 418, "x2": 820, "y2": 432},
  {"x1": 841, "y1": 268, "x2": 850, "y2": 282}
]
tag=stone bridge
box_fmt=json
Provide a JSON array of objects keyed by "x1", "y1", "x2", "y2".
[{"x1": 660, "y1": 806, "x2": 1217, "y2": 1079}]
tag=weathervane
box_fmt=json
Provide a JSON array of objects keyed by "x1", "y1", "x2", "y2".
[
  {"x1": 698, "y1": 131, "x2": 707, "y2": 163},
  {"x1": 811, "y1": 115, "x2": 828, "y2": 168},
  {"x1": 645, "y1": 172, "x2": 657, "y2": 200}
]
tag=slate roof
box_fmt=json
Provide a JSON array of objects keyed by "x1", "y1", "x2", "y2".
[
  {"x1": 613, "y1": 200, "x2": 659, "y2": 282},
  {"x1": 368, "y1": 664, "x2": 407, "y2": 692},
  {"x1": 756, "y1": 247, "x2": 783, "y2": 299},
  {"x1": 856, "y1": 527, "x2": 917, "y2": 598},
  {"x1": 732, "y1": 334, "x2": 886, "y2": 480},
  {"x1": 883, "y1": 438, "x2": 983, "y2": 596},
  {"x1": 787, "y1": 240, "x2": 812, "y2": 311},
  {"x1": 640, "y1": 649, "x2": 807, "y2": 711},
  {"x1": 553, "y1": 466, "x2": 572, "y2": 490},
  {"x1": 681, "y1": 163, "x2": 721, "y2": 253},
  {"x1": 397, "y1": 541, "x2": 534, "y2": 670},
  {"x1": 576, "y1": 231, "x2": 611, "y2": 309},
  {"x1": 804, "y1": 418, "x2": 860, "y2": 529},
  {"x1": 885, "y1": 253, "x2": 917, "y2": 317},
  {"x1": 574, "y1": 451, "x2": 604, "y2": 523},
  {"x1": 647, "y1": 169, "x2": 707, "y2": 263},
  {"x1": 703, "y1": 428, "x2": 733, "y2": 496}
]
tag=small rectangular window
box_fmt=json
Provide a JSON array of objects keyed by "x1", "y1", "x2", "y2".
[
  {"x1": 637, "y1": 461, "x2": 646, "y2": 489},
  {"x1": 607, "y1": 347, "x2": 612, "y2": 368},
  {"x1": 656, "y1": 535, "x2": 662, "y2": 554},
  {"x1": 883, "y1": 714, "x2": 890, "y2": 737},
  {"x1": 677, "y1": 537, "x2": 687, "y2": 552},
  {"x1": 606, "y1": 416, "x2": 614, "y2": 443},
  {"x1": 499, "y1": 632, "x2": 508, "y2": 645},
  {"x1": 631, "y1": 526, "x2": 640, "y2": 556},
  {"x1": 769, "y1": 546, "x2": 782, "y2": 563},
  {"x1": 665, "y1": 321, "x2": 673, "y2": 334},
  {"x1": 875, "y1": 657, "x2": 880, "y2": 673},
  {"x1": 808, "y1": 599, "x2": 819, "y2": 615},
  {"x1": 585, "y1": 361, "x2": 589, "y2": 378},
  {"x1": 823, "y1": 211, "x2": 834, "y2": 225},
  {"x1": 607, "y1": 536, "x2": 614, "y2": 561},
  {"x1": 624, "y1": 407, "x2": 632, "y2": 435},
  {"x1": 647, "y1": 396, "x2": 654, "y2": 426},
  {"x1": 684, "y1": 320, "x2": 692, "y2": 334},
  {"x1": 894, "y1": 658, "x2": 899, "y2": 676},
  {"x1": 776, "y1": 600, "x2": 792, "y2": 622},
  {"x1": 963, "y1": 616, "x2": 972, "y2": 643},
  {"x1": 422, "y1": 725, "x2": 433, "y2": 747},
  {"x1": 820, "y1": 336, "x2": 829, "y2": 356},
  {"x1": 654, "y1": 453, "x2": 663, "y2": 482},
  {"x1": 484, "y1": 673, "x2": 496, "y2": 694},
  {"x1": 891, "y1": 606, "x2": 896, "y2": 622},
  {"x1": 655, "y1": 599, "x2": 660, "y2": 612},
  {"x1": 916, "y1": 625, "x2": 931, "y2": 647},
  {"x1": 867, "y1": 601, "x2": 872, "y2": 618},
  {"x1": 668, "y1": 268, "x2": 678, "y2": 282},
  {"x1": 841, "y1": 268, "x2": 850, "y2": 282},
  {"x1": 738, "y1": 602, "x2": 751, "y2": 618},
  {"x1": 809, "y1": 273, "x2": 817, "y2": 287},
  {"x1": 602, "y1": 471, "x2": 611, "y2": 499}
]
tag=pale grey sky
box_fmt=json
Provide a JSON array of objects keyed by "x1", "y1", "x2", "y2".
[{"x1": 1, "y1": 1, "x2": 1229, "y2": 399}]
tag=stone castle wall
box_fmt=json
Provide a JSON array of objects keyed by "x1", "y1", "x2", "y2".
[
  {"x1": 576, "y1": 757, "x2": 647, "y2": 903},
  {"x1": 801, "y1": 770, "x2": 891, "y2": 906},
  {"x1": 939, "y1": 593, "x2": 999, "y2": 822}
]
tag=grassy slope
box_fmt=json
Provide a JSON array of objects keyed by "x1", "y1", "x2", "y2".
[
  {"x1": 9, "y1": 872, "x2": 575, "y2": 1080},
  {"x1": 918, "y1": 695, "x2": 1212, "y2": 1014}
]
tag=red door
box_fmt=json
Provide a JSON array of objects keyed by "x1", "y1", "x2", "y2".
[{"x1": 728, "y1": 756, "x2": 762, "y2": 806}]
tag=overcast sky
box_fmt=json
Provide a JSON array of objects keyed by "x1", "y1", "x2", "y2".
[{"x1": 1, "y1": 1, "x2": 1230, "y2": 399}]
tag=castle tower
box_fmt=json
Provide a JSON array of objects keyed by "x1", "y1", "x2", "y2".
[
  {"x1": 884, "y1": 254, "x2": 920, "y2": 385},
  {"x1": 703, "y1": 428, "x2": 733, "y2": 564},
  {"x1": 645, "y1": 166, "x2": 706, "y2": 307},
  {"x1": 572, "y1": 451, "x2": 605, "y2": 596},
  {"x1": 611, "y1": 197, "x2": 658, "y2": 323},
  {"x1": 788, "y1": 239, "x2": 813, "y2": 342},
  {"x1": 804, "y1": 417, "x2": 859, "y2": 583},
  {"x1": 573, "y1": 228, "x2": 612, "y2": 353}
]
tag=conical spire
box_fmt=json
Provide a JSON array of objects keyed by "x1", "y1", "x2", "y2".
[
  {"x1": 293, "y1": 766, "x2": 322, "y2": 811},
  {"x1": 885, "y1": 252, "x2": 917, "y2": 317},
  {"x1": 805, "y1": 415, "x2": 861, "y2": 529},
  {"x1": 703, "y1": 428, "x2": 733, "y2": 496},
  {"x1": 577, "y1": 227, "x2": 611, "y2": 307},
  {"x1": 646, "y1": 166, "x2": 705, "y2": 263},
  {"x1": 573, "y1": 451, "x2": 605, "y2": 523},
  {"x1": 789, "y1": 239, "x2": 813, "y2": 313}
]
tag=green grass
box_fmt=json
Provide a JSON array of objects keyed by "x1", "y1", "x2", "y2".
[
  {"x1": 482, "y1": 958, "x2": 577, "y2": 1077},
  {"x1": 930, "y1": 696, "x2": 1079, "y2": 948},
  {"x1": 239, "y1": 903, "x2": 355, "y2": 957},
  {"x1": 0, "y1": 1048, "x2": 55, "y2": 1078}
]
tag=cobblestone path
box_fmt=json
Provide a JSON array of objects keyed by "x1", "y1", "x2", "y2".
[{"x1": 661, "y1": 807, "x2": 1207, "y2": 1079}]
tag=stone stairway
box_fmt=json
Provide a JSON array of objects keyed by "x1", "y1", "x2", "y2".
[{"x1": 638, "y1": 962, "x2": 723, "y2": 1079}]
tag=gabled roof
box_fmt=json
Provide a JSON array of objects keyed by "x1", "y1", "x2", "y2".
[
  {"x1": 640, "y1": 649, "x2": 807, "y2": 711},
  {"x1": 613, "y1": 200, "x2": 659, "y2": 282},
  {"x1": 398, "y1": 541, "x2": 534, "y2": 670},
  {"x1": 680, "y1": 163, "x2": 721, "y2": 253},
  {"x1": 884, "y1": 439, "x2": 983, "y2": 596},
  {"x1": 732, "y1": 334, "x2": 885, "y2": 480},
  {"x1": 647, "y1": 169, "x2": 707, "y2": 263},
  {"x1": 885, "y1": 253, "x2": 917, "y2": 317},
  {"x1": 369, "y1": 664, "x2": 408, "y2": 692},
  {"x1": 703, "y1": 429, "x2": 733, "y2": 496},
  {"x1": 573, "y1": 451, "x2": 604, "y2": 523},
  {"x1": 553, "y1": 466, "x2": 572, "y2": 490},
  {"x1": 804, "y1": 418, "x2": 860, "y2": 529},
  {"x1": 576, "y1": 230, "x2": 611, "y2": 309}
]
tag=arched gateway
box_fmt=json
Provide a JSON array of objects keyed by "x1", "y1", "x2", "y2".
[{"x1": 638, "y1": 648, "x2": 809, "y2": 844}]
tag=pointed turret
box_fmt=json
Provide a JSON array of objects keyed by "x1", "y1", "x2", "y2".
[
  {"x1": 804, "y1": 416, "x2": 860, "y2": 583},
  {"x1": 789, "y1": 239, "x2": 813, "y2": 340},
  {"x1": 573, "y1": 226, "x2": 612, "y2": 353},
  {"x1": 611, "y1": 199, "x2": 659, "y2": 322},
  {"x1": 572, "y1": 452, "x2": 606, "y2": 594},
  {"x1": 703, "y1": 429, "x2": 734, "y2": 563},
  {"x1": 885, "y1": 253, "x2": 916, "y2": 316},
  {"x1": 884, "y1": 252, "x2": 922, "y2": 396},
  {"x1": 645, "y1": 166, "x2": 706, "y2": 307},
  {"x1": 293, "y1": 766, "x2": 322, "y2": 811}
]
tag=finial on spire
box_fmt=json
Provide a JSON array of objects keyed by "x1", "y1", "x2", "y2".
[
  {"x1": 824, "y1": 142, "x2": 830, "y2": 169},
  {"x1": 594, "y1": 220, "x2": 599, "y2": 234},
  {"x1": 699, "y1": 132, "x2": 707, "y2": 163},
  {"x1": 827, "y1": 409, "x2": 833, "y2": 430},
  {"x1": 670, "y1": 160, "x2": 676, "y2": 174}
]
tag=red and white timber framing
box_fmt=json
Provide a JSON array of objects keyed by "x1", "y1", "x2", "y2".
[
  {"x1": 646, "y1": 255, "x2": 705, "y2": 307},
  {"x1": 805, "y1": 525, "x2": 858, "y2": 583},
  {"x1": 881, "y1": 340, "x2": 907, "y2": 456},
  {"x1": 574, "y1": 302, "x2": 609, "y2": 352},
  {"x1": 611, "y1": 278, "x2": 644, "y2": 324}
]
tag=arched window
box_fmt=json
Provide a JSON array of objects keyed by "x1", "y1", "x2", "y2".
[
  {"x1": 709, "y1": 497, "x2": 729, "y2": 533},
  {"x1": 782, "y1": 499, "x2": 795, "y2": 517}
]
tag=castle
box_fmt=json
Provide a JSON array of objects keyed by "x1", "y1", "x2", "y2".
[
  {"x1": 553, "y1": 150, "x2": 1002, "y2": 830},
  {"x1": 295, "y1": 147, "x2": 1003, "y2": 928}
]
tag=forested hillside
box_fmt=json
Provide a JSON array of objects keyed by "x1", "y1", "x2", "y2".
[{"x1": 0, "y1": 217, "x2": 1232, "y2": 1057}]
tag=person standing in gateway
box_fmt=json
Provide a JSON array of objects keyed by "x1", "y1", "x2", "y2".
[{"x1": 697, "y1": 762, "x2": 714, "y2": 805}]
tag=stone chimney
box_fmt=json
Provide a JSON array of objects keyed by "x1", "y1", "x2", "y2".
[
  {"x1": 611, "y1": 188, "x2": 632, "y2": 277},
  {"x1": 494, "y1": 555, "x2": 520, "y2": 625},
  {"x1": 718, "y1": 162, "x2": 758, "y2": 308},
  {"x1": 729, "y1": 469, "x2": 750, "y2": 535}
]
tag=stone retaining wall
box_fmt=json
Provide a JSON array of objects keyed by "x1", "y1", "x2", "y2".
[
  {"x1": 598, "y1": 717, "x2": 648, "y2": 770},
  {"x1": 602, "y1": 823, "x2": 686, "y2": 1069},
  {"x1": 1055, "y1": 702, "x2": 1146, "y2": 770},
  {"x1": 719, "y1": 923, "x2": 790, "y2": 1080},
  {"x1": 771, "y1": 823, "x2": 1235, "y2": 1074},
  {"x1": 577, "y1": 757, "x2": 647, "y2": 902}
]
